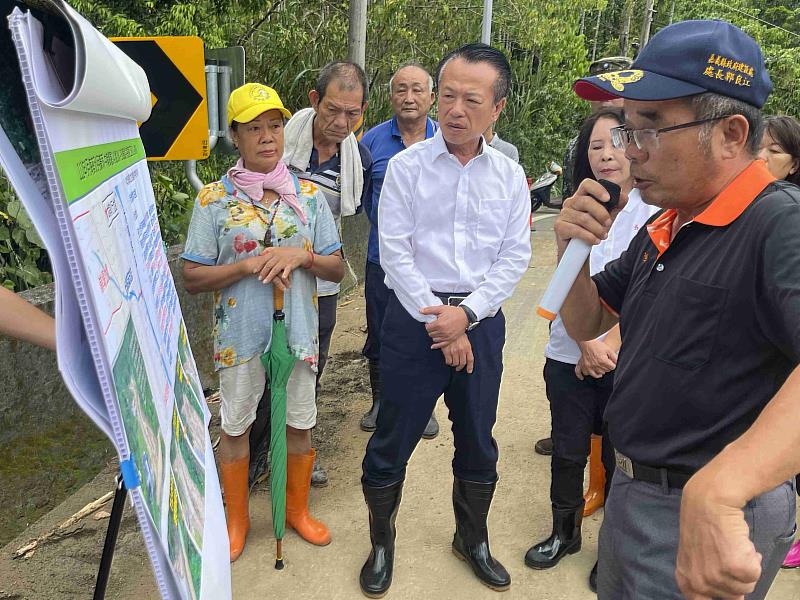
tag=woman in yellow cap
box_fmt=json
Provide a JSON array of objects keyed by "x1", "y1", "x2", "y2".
[{"x1": 181, "y1": 83, "x2": 344, "y2": 560}]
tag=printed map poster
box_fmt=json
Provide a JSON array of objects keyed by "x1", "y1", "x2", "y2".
[{"x1": 5, "y1": 2, "x2": 230, "y2": 598}]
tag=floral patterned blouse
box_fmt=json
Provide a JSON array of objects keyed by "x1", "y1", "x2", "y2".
[{"x1": 181, "y1": 174, "x2": 341, "y2": 371}]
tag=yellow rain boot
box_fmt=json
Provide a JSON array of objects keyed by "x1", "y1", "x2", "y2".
[
  {"x1": 286, "y1": 449, "x2": 331, "y2": 546},
  {"x1": 583, "y1": 435, "x2": 606, "y2": 517},
  {"x1": 220, "y1": 457, "x2": 250, "y2": 561}
]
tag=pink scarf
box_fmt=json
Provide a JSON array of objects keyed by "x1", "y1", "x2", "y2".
[{"x1": 226, "y1": 158, "x2": 307, "y2": 225}]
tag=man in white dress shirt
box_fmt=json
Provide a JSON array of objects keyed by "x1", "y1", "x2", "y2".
[{"x1": 358, "y1": 44, "x2": 532, "y2": 597}]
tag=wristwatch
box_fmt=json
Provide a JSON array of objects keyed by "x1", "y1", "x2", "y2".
[{"x1": 460, "y1": 305, "x2": 479, "y2": 332}]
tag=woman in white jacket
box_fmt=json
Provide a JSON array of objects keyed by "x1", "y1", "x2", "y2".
[{"x1": 525, "y1": 108, "x2": 659, "y2": 591}]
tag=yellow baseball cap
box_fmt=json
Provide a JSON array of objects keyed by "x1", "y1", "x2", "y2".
[{"x1": 227, "y1": 83, "x2": 292, "y2": 126}]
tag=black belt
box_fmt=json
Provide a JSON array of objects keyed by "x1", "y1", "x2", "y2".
[
  {"x1": 615, "y1": 451, "x2": 694, "y2": 489},
  {"x1": 432, "y1": 292, "x2": 471, "y2": 307}
]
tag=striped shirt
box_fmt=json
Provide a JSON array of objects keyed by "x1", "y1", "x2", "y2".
[{"x1": 289, "y1": 143, "x2": 372, "y2": 296}]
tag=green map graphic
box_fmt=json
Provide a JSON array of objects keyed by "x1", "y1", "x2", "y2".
[
  {"x1": 168, "y1": 475, "x2": 202, "y2": 600},
  {"x1": 113, "y1": 316, "x2": 165, "y2": 529}
]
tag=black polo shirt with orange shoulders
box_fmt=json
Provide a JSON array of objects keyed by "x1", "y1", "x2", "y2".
[{"x1": 593, "y1": 160, "x2": 800, "y2": 474}]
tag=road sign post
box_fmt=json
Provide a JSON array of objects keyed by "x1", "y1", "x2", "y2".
[{"x1": 184, "y1": 47, "x2": 246, "y2": 191}]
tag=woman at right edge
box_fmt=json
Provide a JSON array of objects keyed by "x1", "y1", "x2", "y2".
[{"x1": 758, "y1": 114, "x2": 800, "y2": 570}]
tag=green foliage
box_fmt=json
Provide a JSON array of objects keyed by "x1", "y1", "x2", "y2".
[
  {"x1": 0, "y1": 178, "x2": 52, "y2": 291},
  {"x1": 240, "y1": 1, "x2": 352, "y2": 111},
  {"x1": 587, "y1": 0, "x2": 799, "y2": 118},
  {"x1": 673, "y1": 0, "x2": 800, "y2": 116},
  {"x1": 151, "y1": 169, "x2": 192, "y2": 246},
  {"x1": 490, "y1": 0, "x2": 603, "y2": 170},
  {"x1": 239, "y1": 0, "x2": 603, "y2": 173}
]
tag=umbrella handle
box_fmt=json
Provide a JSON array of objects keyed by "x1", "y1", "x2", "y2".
[{"x1": 273, "y1": 285, "x2": 285, "y2": 312}]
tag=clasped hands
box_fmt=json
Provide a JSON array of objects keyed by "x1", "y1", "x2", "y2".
[
  {"x1": 575, "y1": 339, "x2": 617, "y2": 380},
  {"x1": 420, "y1": 304, "x2": 474, "y2": 374},
  {"x1": 242, "y1": 247, "x2": 311, "y2": 291}
]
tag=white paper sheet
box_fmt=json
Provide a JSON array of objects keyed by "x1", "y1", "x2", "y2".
[{"x1": 21, "y1": 1, "x2": 151, "y2": 121}]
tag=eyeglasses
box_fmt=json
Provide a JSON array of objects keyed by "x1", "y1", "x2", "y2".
[{"x1": 610, "y1": 116, "x2": 730, "y2": 152}]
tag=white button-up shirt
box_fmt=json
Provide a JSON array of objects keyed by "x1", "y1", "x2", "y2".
[{"x1": 378, "y1": 130, "x2": 532, "y2": 323}]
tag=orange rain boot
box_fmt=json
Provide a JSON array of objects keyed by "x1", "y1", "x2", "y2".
[
  {"x1": 583, "y1": 435, "x2": 606, "y2": 517},
  {"x1": 220, "y1": 457, "x2": 250, "y2": 561},
  {"x1": 286, "y1": 449, "x2": 332, "y2": 546}
]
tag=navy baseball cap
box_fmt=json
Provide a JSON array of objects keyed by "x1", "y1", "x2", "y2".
[{"x1": 574, "y1": 20, "x2": 772, "y2": 108}]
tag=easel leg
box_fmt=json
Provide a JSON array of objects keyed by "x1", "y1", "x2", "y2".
[{"x1": 93, "y1": 474, "x2": 128, "y2": 600}]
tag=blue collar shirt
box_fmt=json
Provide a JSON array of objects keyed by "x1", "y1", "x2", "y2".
[{"x1": 361, "y1": 115, "x2": 437, "y2": 264}]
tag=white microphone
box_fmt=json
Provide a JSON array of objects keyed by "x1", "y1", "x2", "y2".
[{"x1": 536, "y1": 180, "x2": 620, "y2": 321}]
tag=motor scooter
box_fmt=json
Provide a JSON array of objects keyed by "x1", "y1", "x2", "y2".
[{"x1": 529, "y1": 161, "x2": 563, "y2": 213}]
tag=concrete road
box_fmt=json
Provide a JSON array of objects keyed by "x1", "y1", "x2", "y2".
[{"x1": 231, "y1": 213, "x2": 800, "y2": 600}]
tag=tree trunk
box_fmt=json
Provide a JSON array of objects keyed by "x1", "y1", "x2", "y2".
[
  {"x1": 591, "y1": 10, "x2": 602, "y2": 61},
  {"x1": 620, "y1": 0, "x2": 634, "y2": 56},
  {"x1": 641, "y1": 0, "x2": 656, "y2": 47}
]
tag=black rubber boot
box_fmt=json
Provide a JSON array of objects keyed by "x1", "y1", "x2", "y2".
[
  {"x1": 422, "y1": 412, "x2": 439, "y2": 439},
  {"x1": 589, "y1": 560, "x2": 598, "y2": 593},
  {"x1": 360, "y1": 480, "x2": 404, "y2": 598},
  {"x1": 524, "y1": 504, "x2": 584, "y2": 569},
  {"x1": 360, "y1": 359, "x2": 382, "y2": 432},
  {"x1": 452, "y1": 478, "x2": 511, "y2": 591},
  {"x1": 534, "y1": 437, "x2": 553, "y2": 456}
]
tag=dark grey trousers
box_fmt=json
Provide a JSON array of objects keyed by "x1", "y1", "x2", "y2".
[
  {"x1": 598, "y1": 468, "x2": 796, "y2": 600},
  {"x1": 316, "y1": 293, "x2": 338, "y2": 393}
]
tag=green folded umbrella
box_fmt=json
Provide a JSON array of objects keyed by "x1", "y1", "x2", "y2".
[{"x1": 260, "y1": 286, "x2": 296, "y2": 569}]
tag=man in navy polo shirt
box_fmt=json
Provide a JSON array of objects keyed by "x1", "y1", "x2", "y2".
[
  {"x1": 557, "y1": 20, "x2": 799, "y2": 599},
  {"x1": 359, "y1": 63, "x2": 440, "y2": 438}
]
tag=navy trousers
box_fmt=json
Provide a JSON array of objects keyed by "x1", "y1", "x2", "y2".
[
  {"x1": 545, "y1": 358, "x2": 616, "y2": 509},
  {"x1": 362, "y1": 260, "x2": 390, "y2": 362},
  {"x1": 362, "y1": 293, "x2": 505, "y2": 487}
]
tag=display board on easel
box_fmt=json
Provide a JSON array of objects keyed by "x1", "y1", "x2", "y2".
[{"x1": 0, "y1": 2, "x2": 231, "y2": 598}]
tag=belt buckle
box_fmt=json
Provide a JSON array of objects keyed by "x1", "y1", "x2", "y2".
[
  {"x1": 615, "y1": 450, "x2": 634, "y2": 479},
  {"x1": 447, "y1": 295, "x2": 466, "y2": 307}
]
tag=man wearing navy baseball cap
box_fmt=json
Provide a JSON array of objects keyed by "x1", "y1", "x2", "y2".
[{"x1": 552, "y1": 19, "x2": 800, "y2": 599}]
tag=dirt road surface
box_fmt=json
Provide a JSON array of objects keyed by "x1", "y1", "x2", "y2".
[{"x1": 1, "y1": 214, "x2": 797, "y2": 599}]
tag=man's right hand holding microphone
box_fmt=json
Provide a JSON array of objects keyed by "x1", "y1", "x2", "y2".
[{"x1": 555, "y1": 178, "x2": 628, "y2": 254}]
